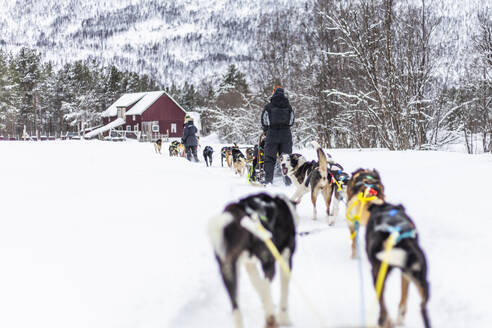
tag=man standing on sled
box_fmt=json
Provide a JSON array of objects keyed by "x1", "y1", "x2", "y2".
[{"x1": 261, "y1": 86, "x2": 294, "y2": 185}]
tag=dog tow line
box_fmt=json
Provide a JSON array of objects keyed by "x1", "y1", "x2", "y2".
[
  {"x1": 297, "y1": 227, "x2": 332, "y2": 237},
  {"x1": 240, "y1": 214, "x2": 328, "y2": 328},
  {"x1": 345, "y1": 188, "x2": 378, "y2": 328}
]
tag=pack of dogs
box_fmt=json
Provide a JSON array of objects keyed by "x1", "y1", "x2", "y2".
[
  {"x1": 154, "y1": 138, "x2": 430, "y2": 327},
  {"x1": 168, "y1": 140, "x2": 185, "y2": 157},
  {"x1": 206, "y1": 141, "x2": 431, "y2": 328}
]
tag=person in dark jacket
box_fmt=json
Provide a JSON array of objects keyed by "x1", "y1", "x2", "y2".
[
  {"x1": 181, "y1": 115, "x2": 199, "y2": 162},
  {"x1": 261, "y1": 86, "x2": 294, "y2": 185}
]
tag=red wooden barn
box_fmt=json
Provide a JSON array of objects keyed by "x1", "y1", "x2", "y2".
[{"x1": 85, "y1": 91, "x2": 187, "y2": 139}]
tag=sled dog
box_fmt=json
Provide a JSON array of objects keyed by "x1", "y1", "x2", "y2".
[
  {"x1": 346, "y1": 168, "x2": 386, "y2": 258},
  {"x1": 231, "y1": 146, "x2": 247, "y2": 176},
  {"x1": 208, "y1": 193, "x2": 298, "y2": 328},
  {"x1": 154, "y1": 138, "x2": 162, "y2": 154},
  {"x1": 366, "y1": 202, "x2": 431, "y2": 328},
  {"x1": 221, "y1": 146, "x2": 233, "y2": 168},
  {"x1": 280, "y1": 141, "x2": 340, "y2": 221},
  {"x1": 203, "y1": 146, "x2": 214, "y2": 167}
]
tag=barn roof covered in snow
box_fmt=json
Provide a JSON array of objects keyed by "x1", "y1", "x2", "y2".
[
  {"x1": 101, "y1": 92, "x2": 147, "y2": 117},
  {"x1": 101, "y1": 91, "x2": 186, "y2": 117}
]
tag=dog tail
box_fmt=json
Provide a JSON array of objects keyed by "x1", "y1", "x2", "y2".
[
  {"x1": 207, "y1": 212, "x2": 234, "y2": 261},
  {"x1": 311, "y1": 141, "x2": 329, "y2": 183}
]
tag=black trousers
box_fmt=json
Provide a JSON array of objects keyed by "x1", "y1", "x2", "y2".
[
  {"x1": 186, "y1": 146, "x2": 199, "y2": 162},
  {"x1": 264, "y1": 141, "x2": 292, "y2": 183}
]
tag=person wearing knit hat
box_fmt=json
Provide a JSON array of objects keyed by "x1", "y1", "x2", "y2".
[
  {"x1": 184, "y1": 114, "x2": 193, "y2": 124},
  {"x1": 181, "y1": 114, "x2": 199, "y2": 162},
  {"x1": 261, "y1": 85, "x2": 294, "y2": 185}
]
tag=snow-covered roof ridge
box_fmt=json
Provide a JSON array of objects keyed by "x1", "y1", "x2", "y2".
[
  {"x1": 101, "y1": 92, "x2": 147, "y2": 117},
  {"x1": 101, "y1": 90, "x2": 187, "y2": 117},
  {"x1": 126, "y1": 91, "x2": 165, "y2": 115}
]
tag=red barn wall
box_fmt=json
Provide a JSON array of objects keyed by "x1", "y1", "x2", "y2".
[
  {"x1": 142, "y1": 95, "x2": 186, "y2": 137},
  {"x1": 124, "y1": 115, "x2": 142, "y2": 131}
]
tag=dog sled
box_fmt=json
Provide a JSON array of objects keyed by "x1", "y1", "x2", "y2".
[{"x1": 247, "y1": 132, "x2": 267, "y2": 186}]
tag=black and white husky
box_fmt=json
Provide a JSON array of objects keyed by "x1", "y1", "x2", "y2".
[
  {"x1": 366, "y1": 202, "x2": 431, "y2": 328},
  {"x1": 208, "y1": 193, "x2": 298, "y2": 328},
  {"x1": 280, "y1": 141, "x2": 347, "y2": 224}
]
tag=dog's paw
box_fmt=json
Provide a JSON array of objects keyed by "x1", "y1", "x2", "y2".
[
  {"x1": 395, "y1": 308, "x2": 406, "y2": 326},
  {"x1": 265, "y1": 315, "x2": 279, "y2": 328},
  {"x1": 277, "y1": 310, "x2": 292, "y2": 326},
  {"x1": 327, "y1": 216, "x2": 335, "y2": 226},
  {"x1": 382, "y1": 318, "x2": 394, "y2": 328}
]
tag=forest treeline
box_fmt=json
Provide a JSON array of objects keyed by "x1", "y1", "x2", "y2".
[{"x1": 0, "y1": 0, "x2": 490, "y2": 153}]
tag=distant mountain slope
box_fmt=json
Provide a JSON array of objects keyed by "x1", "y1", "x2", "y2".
[
  {"x1": 0, "y1": 0, "x2": 484, "y2": 86},
  {"x1": 0, "y1": 0, "x2": 302, "y2": 85}
]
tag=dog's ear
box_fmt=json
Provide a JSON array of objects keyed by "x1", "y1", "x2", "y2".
[
  {"x1": 290, "y1": 154, "x2": 298, "y2": 168},
  {"x1": 351, "y1": 168, "x2": 365, "y2": 176}
]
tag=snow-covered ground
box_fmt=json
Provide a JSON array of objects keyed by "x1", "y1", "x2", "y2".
[{"x1": 0, "y1": 138, "x2": 491, "y2": 328}]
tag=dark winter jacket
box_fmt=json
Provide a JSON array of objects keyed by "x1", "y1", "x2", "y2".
[
  {"x1": 182, "y1": 121, "x2": 198, "y2": 147},
  {"x1": 261, "y1": 88, "x2": 294, "y2": 143}
]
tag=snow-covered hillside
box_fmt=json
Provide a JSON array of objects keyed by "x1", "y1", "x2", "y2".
[
  {"x1": 0, "y1": 0, "x2": 303, "y2": 85},
  {"x1": 0, "y1": 0, "x2": 485, "y2": 86},
  {"x1": 0, "y1": 139, "x2": 490, "y2": 328}
]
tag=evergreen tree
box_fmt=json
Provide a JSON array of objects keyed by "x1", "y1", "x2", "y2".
[
  {"x1": 218, "y1": 64, "x2": 249, "y2": 94},
  {"x1": 9, "y1": 48, "x2": 41, "y2": 136}
]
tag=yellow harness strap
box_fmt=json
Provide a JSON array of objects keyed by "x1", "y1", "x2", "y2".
[
  {"x1": 331, "y1": 176, "x2": 342, "y2": 191},
  {"x1": 345, "y1": 190, "x2": 377, "y2": 240},
  {"x1": 375, "y1": 232, "x2": 399, "y2": 300},
  {"x1": 255, "y1": 221, "x2": 291, "y2": 275},
  {"x1": 252, "y1": 219, "x2": 327, "y2": 327}
]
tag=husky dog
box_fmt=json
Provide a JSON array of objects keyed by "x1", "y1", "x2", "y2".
[
  {"x1": 221, "y1": 146, "x2": 233, "y2": 168},
  {"x1": 345, "y1": 168, "x2": 386, "y2": 258},
  {"x1": 245, "y1": 147, "x2": 254, "y2": 162},
  {"x1": 325, "y1": 162, "x2": 350, "y2": 225},
  {"x1": 169, "y1": 140, "x2": 185, "y2": 157},
  {"x1": 366, "y1": 202, "x2": 431, "y2": 328},
  {"x1": 203, "y1": 145, "x2": 214, "y2": 167},
  {"x1": 154, "y1": 138, "x2": 162, "y2": 154},
  {"x1": 208, "y1": 193, "x2": 298, "y2": 328},
  {"x1": 280, "y1": 141, "x2": 339, "y2": 221},
  {"x1": 231, "y1": 146, "x2": 247, "y2": 176}
]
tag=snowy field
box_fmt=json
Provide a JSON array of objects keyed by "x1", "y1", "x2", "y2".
[{"x1": 0, "y1": 138, "x2": 491, "y2": 328}]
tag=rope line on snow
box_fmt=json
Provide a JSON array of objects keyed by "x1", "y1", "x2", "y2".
[
  {"x1": 345, "y1": 189, "x2": 379, "y2": 328},
  {"x1": 354, "y1": 221, "x2": 367, "y2": 328}
]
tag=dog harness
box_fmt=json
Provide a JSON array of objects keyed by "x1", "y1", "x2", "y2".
[{"x1": 374, "y1": 208, "x2": 417, "y2": 243}]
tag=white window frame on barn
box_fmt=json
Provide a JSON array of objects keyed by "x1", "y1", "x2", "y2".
[
  {"x1": 134, "y1": 125, "x2": 138, "y2": 132},
  {"x1": 132, "y1": 115, "x2": 135, "y2": 121},
  {"x1": 171, "y1": 123, "x2": 177, "y2": 133},
  {"x1": 126, "y1": 125, "x2": 131, "y2": 131}
]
